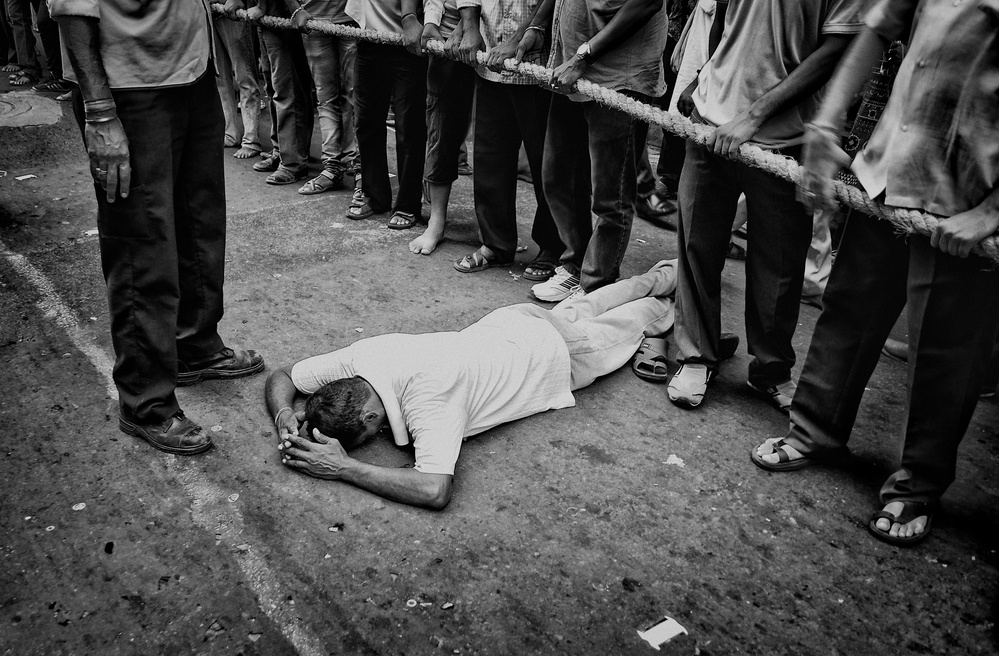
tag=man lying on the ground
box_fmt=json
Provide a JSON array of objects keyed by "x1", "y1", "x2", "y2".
[{"x1": 264, "y1": 261, "x2": 679, "y2": 509}]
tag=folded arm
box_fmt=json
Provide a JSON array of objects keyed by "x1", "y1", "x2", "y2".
[{"x1": 282, "y1": 432, "x2": 454, "y2": 509}]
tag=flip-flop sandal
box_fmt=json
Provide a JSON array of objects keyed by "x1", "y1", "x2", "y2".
[
  {"x1": 453, "y1": 249, "x2": 513, "y2": 273},
  {"x1": 632, "y1": 337, "x2": 670, "y2": 383},
  {"x1": 387, "y1": 211, "x2": 419, "y2": 230},
  {"x1": 523, "y1": 259, "x2": 557, "y2": 281},
  {"x1": 749, "y1": 437, "x2": 848, "y2": 472},
  {"x1": 867, "y1": 501, "x2": 936, "y2": 546}
]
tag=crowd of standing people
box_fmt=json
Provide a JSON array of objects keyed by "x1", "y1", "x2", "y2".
[{"x1": 41, "y1": 0, "x2": 999, "y2": 548}]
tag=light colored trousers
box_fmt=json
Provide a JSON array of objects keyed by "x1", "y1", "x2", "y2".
[
  {"x1": 514, "y1": 261, "x2": 678, "y2": 390},
  {"x1": 214, "y1": 17, "x2": 262, "y2": 151},
  {"x1": 303, "y1": 31, "x2": 359, "y2": 173}
]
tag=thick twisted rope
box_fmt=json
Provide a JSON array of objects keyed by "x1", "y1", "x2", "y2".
[{"x1": 212, "y1": 5, "x2": 999, "y2": 262}]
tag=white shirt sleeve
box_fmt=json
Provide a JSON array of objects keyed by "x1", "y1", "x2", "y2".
[
  {"x1": 290, "y1": 350, "x2": 354, "y2": 394},
  {"x1": 410, "y1": 402, "x2": 468, "y2": 476}
]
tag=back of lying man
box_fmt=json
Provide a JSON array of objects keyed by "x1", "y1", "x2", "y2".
[{"x1": 265, "y1": 261, "x2": 678, "y2": 509}]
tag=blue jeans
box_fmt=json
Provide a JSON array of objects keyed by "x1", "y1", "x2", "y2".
[
  {"x1": 542, "y1": 93, "x2": 649, "y2": 292},
  {"x1": 304, "y1": 31, "x2": 359, "y2": 174}
]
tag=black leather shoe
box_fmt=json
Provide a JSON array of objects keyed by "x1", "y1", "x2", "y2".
[
  {"x1": 636, "y1": 193, "x2": 677, "y2": 230},
  {"x1": 252, "y1": 151, "x2": 280, "y2": 172},
  {"x1": 177, "y1": 347, "x2": 265, "y2": 386},
  {"x1": 119, "y1": 411, "x2": 212, "y2": 455}
]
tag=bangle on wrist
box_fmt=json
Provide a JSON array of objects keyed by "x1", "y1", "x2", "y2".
[
  {"x1": 85, "y1": 115, "x2": 118, "y2": 124},
  {"x1": 290, "y1": 6, "x2": 304, "y2": 20},
  {"x1": 274, "y1": 406, "x2": 294, "y2": 425},
  {"x1": 401, "y1": 11, "x2": 418, "y2": 23},
  {"x1": 84, "y1": 98, "x2": 115, "y2": 113},
  {"x1": 526, "y1": 24, "x2": 545, "y2": 33}
]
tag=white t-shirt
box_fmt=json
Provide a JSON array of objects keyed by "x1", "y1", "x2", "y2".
[
  {"x1": 291, "y1": 307, "x2": 575, "y2": 476},
  {"x1": 693, "y1": 0, "x2": 866, "y2": 149}
]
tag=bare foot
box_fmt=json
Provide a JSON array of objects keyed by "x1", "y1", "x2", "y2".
[
  {"x1": 409, "y1": 228, "x2": 443, "y2": 255},
  {"x1": 233, "y1": 146, "x2": 261, "y2": 160},
  {"x1": 874, "y1": 501, "x2": 929, "y2": 540}
]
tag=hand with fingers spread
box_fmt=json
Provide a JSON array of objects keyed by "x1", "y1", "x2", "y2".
[
  {"x1": 85, "y1": 119, "x2": 131, "y2": 203},
  {"x1": 799, "y1": 122, "x2": 850, "y2": 212},
  {"x1": 280, "y1": 429, "x2": 352, "y2": 479}
]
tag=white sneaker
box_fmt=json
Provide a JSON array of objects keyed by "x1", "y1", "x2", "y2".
[
  {"x1": 531, "y1": 266, "x2": 580, "y2": 302},
  {"x1": 667, "y1": 364, "x2": 713, "y2": 408},
  {"x1": 552, "y1": 286, "x2": 586, "y2": 310}
]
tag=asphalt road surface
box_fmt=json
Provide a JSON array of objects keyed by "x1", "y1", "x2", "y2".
[{"x1": 1, "y1": 86, "x2": 997, "y2": 656}]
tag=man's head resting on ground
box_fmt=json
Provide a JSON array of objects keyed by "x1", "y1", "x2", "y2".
[{"x1": 304, "y1": 376, "x2": 387, "y2": 448}]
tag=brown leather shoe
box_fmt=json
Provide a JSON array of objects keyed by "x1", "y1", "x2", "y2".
[
  {"x1": 177, "y1": 347, "x2": 265, "y2": 386},
  {"x1": 119, "y1": 411, "x2": 212, "y2": 455}
]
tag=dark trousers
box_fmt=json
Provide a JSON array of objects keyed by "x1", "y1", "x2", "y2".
[
  {"x1": 542, "y1": 93, "x2": 649, "y2": 292},
  {"x1": 72, "y1": 72, "x2": 226, "y2": 424},
  {"x1": 355, "y1": 41, "x2": 427, "y2": 215},
  {"x1": 787, "y1": 214, "x2": 999, "y2": 502},
  {"x1": 424, "y1": 56, "x2": 474, "y2": 184},
  {"x1": 674, "y1": 140, "x2": 811, "y2": 387},
  {"x1": 32, "y1": 0, "x2": 60, "y2": 79},
  {"x1": 260, "y1": 26, "x2": 314, "y2": 175},
  {"x1": 5, "y1": 0, "x2": 37, "y2": 74},
  {"x1": 473, "y1": 78, "x2": 562, "y2": 261}
]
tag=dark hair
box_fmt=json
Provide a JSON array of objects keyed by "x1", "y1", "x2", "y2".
[{"x1": 304, "y1": 377, "x2": 371, "y2": 449}]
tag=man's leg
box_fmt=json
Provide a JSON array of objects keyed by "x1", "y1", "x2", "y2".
[
  {"x1": 336, "y1": 36, "x2": 360, "y2": 174},
  {"x1": 738, "y1": 152, "x2": 813, "y2": 389},
  {"x1": 260, "y1": 27, "x2": 313, "y2": 178},
  {"x1": 579, "y1": 98, "x2": 648, "y2": 292},
  {"x1": 354, "y1": 42, "x2": 394, "y2": 213},
  {"x1": 471, "y1": 77, "x2": 524, "y2": 261},
  {"x1": 673, "y1": 141, "x2": 741, "y2": 368},
  {"x1": 213, "y1": 23, "x2": 242, "y2": 147},
  {"x1": 5, "y1": 0, "x2": 38, "y2": 78},
  {"x1": 542, "y1": 94, "x2": 591, "y2": 276},
  {"x1": 32, "y1": 0, "x2": 61, "y2": 80},
  {"x1": 513, "y1": 84, "x2": 562, "y2": 262},
  {"x1": 304, "y1": 32, "x2": 341, "y2": 175},
  {"x1": 390, "y1": 48, "x2": 428, "y2": 216},
  {"x1": 754, "y1": 212, "x2": 909, "y2": 466},
  {"x1": 880, "y1": 238, "x2": 999, "y2": 505},
  {"x1": 73, "y1": 87, "x2": 183, "y2": 424},
  {"x1": 173, "y1": 73, "x2": 227, "y2": 362},
  {"x1": 553, "y1": 260, "x2": 677, "y2": 322},
  {"x1": 413, "y1": 56, "x2": 474, "y2": 250},
  {"x1": 221, "y1": 18, "x2": 262, "y2": 156}
]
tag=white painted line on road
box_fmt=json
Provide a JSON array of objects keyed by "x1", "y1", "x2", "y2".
[
  {"x1": 0, "y1": 238, "x2": 117, "y2": 398},
  {"x1": 0, "y1": 236, "x2": 322, "y2": 656}
]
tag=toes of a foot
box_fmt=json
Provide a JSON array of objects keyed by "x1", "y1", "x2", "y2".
[{"x1": 875, "y1": 518, "x2": 892, "y2": 532}]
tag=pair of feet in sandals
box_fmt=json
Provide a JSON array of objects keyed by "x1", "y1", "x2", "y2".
[
  {"x1": 751, "y1": 437, "x2": 934, "y2": 546},
  {"x1": 452, "y1": 245, "x2": 558, "y2": 279},
  {"x1": 346, "y1": 188, "x2": 422, "y2": 230}
]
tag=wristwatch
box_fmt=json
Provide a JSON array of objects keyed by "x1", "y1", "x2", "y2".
[{"x1": 576, "y1": 41, "x2": 594, "y2": 63}]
